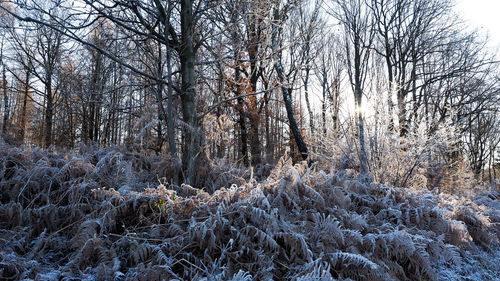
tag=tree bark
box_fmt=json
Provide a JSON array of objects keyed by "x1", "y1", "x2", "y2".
[
  {"x1": 1, "y1": 64, "x2": 8, "y2": 140},
  {"x1": 283, "y1": 86, "x2": 308, "y2": 161},
  {"x1": 271, "y1": 5, "x2": 308, "y2": 162},
  {"x1": 274, "y1": 52, "x2": 308, "y2": 161},
  {"x1": 397, "y1": 89, "x2": 408, "y2": 137},
  {"x1": 179, "y1": 0, "x2": 200, "y2": 185},
  {"x1": 44, "y1": 71, "x2": 53, "y2": 148},
  {"x1": 353, "y1": 26, "x2": 369, "y2": 174},
  {"x1": 235, "y1": 53, "x2": 249, "y2": 166},
  {"x1": 19, "y1": 71, "x2": 30, "y2": 142},
  {"x1": 247, "y1": 18, "x2": 262, "y2": 166},
  {"x1": 303, "y1": 67, "x2": 314, "y2": 137}
]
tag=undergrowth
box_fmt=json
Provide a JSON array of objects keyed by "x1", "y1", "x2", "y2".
[{"x1": 0, "y1": 143, "x2": 499, "y2": 280}]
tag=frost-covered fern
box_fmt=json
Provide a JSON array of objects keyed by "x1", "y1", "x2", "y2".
[{"x1": 0, "y1": 143, "x2": 499, "y2": 280}]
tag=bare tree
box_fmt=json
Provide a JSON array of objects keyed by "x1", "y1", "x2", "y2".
[
  {"x1": 329, "y1": 0, "x2": 375, "y2": 173},
  {"x1": 271, "y1": 0, "x2": 309, "y2": 161},
  {"x1": 7, "y1": 7, "x2": 66, "y2": 148}
]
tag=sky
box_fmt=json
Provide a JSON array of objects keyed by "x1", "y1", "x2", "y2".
[{"x1": 455, "y1": 0, "x2": 500, "y2": 51}]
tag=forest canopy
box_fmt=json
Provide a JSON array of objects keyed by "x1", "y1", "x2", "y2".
[{"x1": 0, "y1": 0, "x2": 498, "y2": 185}]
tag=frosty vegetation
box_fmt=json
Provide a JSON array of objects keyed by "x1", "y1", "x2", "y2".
[
  {"x1": 0, "y1": 0, "x2": 499, "y2": 280},
  {"x1": 0, "y1": 141, "x2": 499, "y2": 280}
]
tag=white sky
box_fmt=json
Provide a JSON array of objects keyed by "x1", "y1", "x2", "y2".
[{"x1": 455, "y1": 0, "x2": 500, "y2": 51}]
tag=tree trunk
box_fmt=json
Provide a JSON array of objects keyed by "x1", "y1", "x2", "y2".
[
  {"x1": 353, "y1": 35, "x2": 368, "y2": 174},
  {"x1": 230, "y1": 10, "x2": 249, "y2": 166},
  {"x1": 237, "y1": 103, "x2": 249, "y2": 166},
  {"x1": 234, "y1": 52, "x2": 249, "y2": 166},
  {"x1": 166, "y1": 37, "x2": 179, "y2": 184},
  {"x1": 322, "y1": 84, "x2": 327, "y2": 137},
  {"x1": 82, "y1": 104, "x2": 88, "y2": 144},
  {"x1": 397, "y1": 90, "x2": 408, "y2": 137},
  {"x1": 44, "y1": 72, "x2": 53, "y2": 148},
  {"x1": 282, "y1": 85, "x2": 308, "y2": 161},
  {"x1": 153, "y1": 38, "x2": 165, "y2": 153},
  {"x1": 384, "y1": 42, "x2": 395, "y2": 131},
  {"x1": 247, "y1": 40, "x2": 262, "y2": 166},
  {"x1": 88, "y1": 92, "x2": 95, "y2": 142},
  {"x1": 19, "y1": 71, "x2": 30, "y2": 142},
  {"x1": 245, "y1": 13, "x2": 263, "y2": 167},
  {"x1": 271, "y1": 7, "x2": 308, "y2": 161},
  {"x1": 264, "y1": 92, "x2": 273, "y2": 162},
  {"x1": 355, "y1": 92, "x2": 368, "y2": 174},
  {"x1": 303, "y1": 67, "x2": 314, "y2": 137},
  {"x1": 179, "y1": 0, "x2": 200, "y2": 185},
  {"x1": 160, "y1": 1, "x2": 179, "y2": 167},
  {"x1": 275, "y1": 57, "x2": 308, "y2": 161},
  {"x1": 329, "y1": 78, "x2": 340, "y2": 133},
  {"x1": 248, "y1": 109, "x2": 261, "y2": 166},
  {"x1": 1, "y1": 65, "x2": 8, "y2": 140}
]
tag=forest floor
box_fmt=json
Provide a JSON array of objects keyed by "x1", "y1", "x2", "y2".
[{"x1": 0, "y1": 143, "x2": 499, "y2": 280}]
